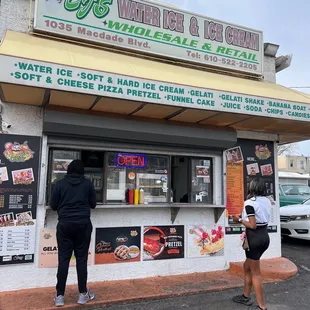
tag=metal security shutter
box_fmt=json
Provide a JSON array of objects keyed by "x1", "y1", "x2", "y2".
[{"x1": 44, "y1": 110, "x2": 237, "y2": 153}]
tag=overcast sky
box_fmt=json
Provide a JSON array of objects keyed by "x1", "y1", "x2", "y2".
[{"x1": 163, "y1": 0, "x2": 310, "y2": 155}]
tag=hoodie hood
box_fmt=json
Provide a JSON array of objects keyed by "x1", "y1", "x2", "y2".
[{"x1": 64, "y1": 174, "x2": 86, "y2": 186}]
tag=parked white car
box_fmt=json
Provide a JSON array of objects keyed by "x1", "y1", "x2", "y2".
[{"x1": 280, "y1": 198, "x2": 310, "y2": 241}]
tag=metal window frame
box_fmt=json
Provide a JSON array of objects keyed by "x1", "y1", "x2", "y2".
[{"x1": 45, "y1": 135, "x2": 223, "y2": 207}]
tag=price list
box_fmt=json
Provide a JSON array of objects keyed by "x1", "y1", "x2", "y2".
[
  {"x1": 0, "y1": 230, "x2": 3, "y2": 252},
  {"x1": 226, "y1": 162, "x2": 244, "y2": 217},
  {"x1": 9, "y1": 194, "x2": 33, "y2": 210},
  {"x1": 7, "y1": 229, "x2": 31, "y2": 252},
  {"x1": 0, "y1": 226, "x2": 35, "y2": 257}
]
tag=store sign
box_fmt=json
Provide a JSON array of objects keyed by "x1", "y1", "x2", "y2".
[
  {"x1": 1, "y1": 55, "x2": 310, "y2": 122},
  {"x1": 33, "y1": 0, "x2": 263, "y2": 75},
  {"x1": 116, "y1": 153, "x2": 146, "y2": 168}
]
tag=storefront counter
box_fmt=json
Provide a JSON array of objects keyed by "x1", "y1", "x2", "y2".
[
  {"x1": 45, "y1": 203, "x2": 225, "y2": 209},
  {"x1": 45, "y1": 203, "x2": 226, "y2": 224}
]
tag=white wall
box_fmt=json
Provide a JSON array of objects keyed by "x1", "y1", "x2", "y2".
[
  {"x1": 0, "y1": 207, "x2": 227, "y2": 292},
  {"x1": 0, "y1": 130, "x2": 282, "y2": 292},
  {"x1": 0, "y1": 102, "x2": 43, "y2": 136},
  {"x1": 0, "y1": 0, "x2": 32, "y2": 40}
]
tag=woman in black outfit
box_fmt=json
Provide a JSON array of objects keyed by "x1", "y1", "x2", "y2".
[{"x1": 232, "y1": 178, "x2": 271, "y2": 310}]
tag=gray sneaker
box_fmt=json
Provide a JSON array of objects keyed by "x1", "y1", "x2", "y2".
[
  {"x1": 54, "y1": 295, "x2": 65, "y2": 307},
  {"x1": 77, "y1": 291, "x2": 95, "y2": 305},
  {"x1": 232, "y1": 294, "x2": 253, "y2": 306}
]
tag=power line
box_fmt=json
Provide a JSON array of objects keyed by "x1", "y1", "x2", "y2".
[{"x1": 289, "y1": 86, "x2": 310, "y2": 89}]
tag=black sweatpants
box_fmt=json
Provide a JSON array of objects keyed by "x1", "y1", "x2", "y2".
[{"x1": 56, "y1": 221, "x2": 92, "y2": 296}]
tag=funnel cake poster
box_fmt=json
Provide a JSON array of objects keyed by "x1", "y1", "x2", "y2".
[{"x1": 187, "y1": 225, "x2": 224, "y2": 258}]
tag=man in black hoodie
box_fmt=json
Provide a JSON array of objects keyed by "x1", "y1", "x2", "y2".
[{"x1": 50, "y1": 160, "x2": 97, "y2": 307}]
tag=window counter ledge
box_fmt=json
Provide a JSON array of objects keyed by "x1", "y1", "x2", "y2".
[{"x1": 45, "y1": 204, "x2": 225, "y2": 224}]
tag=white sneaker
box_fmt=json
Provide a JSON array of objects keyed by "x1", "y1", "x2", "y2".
[
  {"x1": 77, "y1": 291, "x2": 95, "y2": 305},
  {"x1": 54, "y1": 295, "x2": 65, "y2": 307}
]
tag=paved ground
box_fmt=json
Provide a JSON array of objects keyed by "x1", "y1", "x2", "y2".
[{"x1": 98, "y1": 238, "x2": 310, "y2": 310}]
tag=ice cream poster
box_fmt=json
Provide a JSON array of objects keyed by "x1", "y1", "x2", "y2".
[
  {"x1": 187, "y1": 225, "x2": 224, "y2": 258},
  {"x1": 0, "y1": 167, "x2": 9, "y2": 182},
  {"x1": 38, "y1": 228, "x2": 91, "y2": 268},
  {"x1": 11, "y1": 168, "x2": 34, "y2": 185}
]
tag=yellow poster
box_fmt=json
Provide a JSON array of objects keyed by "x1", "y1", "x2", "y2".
[{"x1": 38, "y1": 228, "x2": 91, "y2": 268}]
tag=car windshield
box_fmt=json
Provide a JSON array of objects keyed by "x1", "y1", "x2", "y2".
[
  {"x1": 282, "y1": 185, "x2": 310, "y2": 196},
  {"x1": 303, "y1": 198, "x2": 310, "y2": 205}
]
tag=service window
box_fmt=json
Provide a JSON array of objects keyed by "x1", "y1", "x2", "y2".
[
  {"x1": 106, "y1": 152, "x2": 169, "y2": 204},
  {"x1": 190, "y1": 158, "x2": 213, "y2": 204},
  {"x1": 47, "y1": 149, "x2": 105, "y2": 203},
  {"x1": 171, "y1": 156, "x2": 213, "y2": 204}
]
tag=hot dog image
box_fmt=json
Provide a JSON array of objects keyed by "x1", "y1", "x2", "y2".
[
  {"x1": 143, "y1": 226, "x2": 185, "y2": 260},
  {"x1": 143, "y1": 227, "x2": 166, "y2": 259},
  {"x1": 143, "y1": 237, "x2": 162, "y2": 254}
]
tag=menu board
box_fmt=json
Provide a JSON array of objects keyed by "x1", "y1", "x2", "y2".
[
  {"x1": 226, "y1": 162, "x2": 244, "y2": 218},
  {"x1": 95, "y1": 227, "x2": 141, "y2": 265},
  {"x1": 143, "y1": 226, "x2": 184, "y2": 261},
  {"x1": 38, "y1": 228, "x2": 92, "y2": 268},
  {"x1": 0, "y1": 134, "x2": 40, "y2": 264},
  {"x1": 225, "y1": 139, "x2": 276, "y2": 231},
  {"x1": 187, "y1": 225, "x2": 224, "y2": 258},
  {"x1": 240, "y1": 140, "x2": 275, "y2": 201}
]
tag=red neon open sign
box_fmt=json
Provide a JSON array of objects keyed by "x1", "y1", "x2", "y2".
[{"x1": 116, "y1": 153, "x2": 146, "y2": 168}]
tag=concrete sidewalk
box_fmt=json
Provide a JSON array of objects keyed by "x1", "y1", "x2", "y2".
[{"x1": 0, "y1": 258, "x2": 297, "y2": 310}]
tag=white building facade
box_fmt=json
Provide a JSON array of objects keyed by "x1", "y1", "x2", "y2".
[{"x1": 0, "y1": 0, "x2": 309, "y2": 292}]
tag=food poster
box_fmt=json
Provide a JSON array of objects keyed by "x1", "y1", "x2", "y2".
[
  {"x1": 187, "y1": 225, "x2": 224, "y2": 258},
  {"x1": 225, "y1": 139, "x2": 276, "y2": 232},
  {"x1": 95, "y1": 227, "x2": 141, "y2": 265},
  {"x1": 143, "y1": 226, "x2": 184, "y2": 261},
  {"x1": 0, "y1": 135, "x2": 40, "y2": 265},
  {"x1": 53, "y1": 159, "x2": 72, "y2": 172},
  {"x1": 38, "y1": 229, "x2": 92, "y2": 268}
]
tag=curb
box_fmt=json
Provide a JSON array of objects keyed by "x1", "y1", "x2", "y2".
[
  {"x1": 42, "y1": 278, "x2": 281, "y2": 310},
  {"x1": 0, "y1": 258, "x2": 298, "y2": 310},
  {"x1": 42, "y1": 284, "x2": 246, "y2": 310},
  {"x1": 230, "y1": 257, "x2": 298, "y2": 280}
]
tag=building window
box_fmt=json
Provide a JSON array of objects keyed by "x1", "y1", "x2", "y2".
[
  {"x1": 300, "y1": 160, "x2": 305, "y2": 170},
  {"x1": 290, "y1": 160, "x2": 294, "y2": 168},
  {"x1": 106, "y1": 152, "x2": 169, "y2": 204},
  {"x1": 171, "y1": 156, "x2": 213, "y2": 204},
  {"x1": 47, "y1": 149, "x2": 215, "y2": 206}
]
